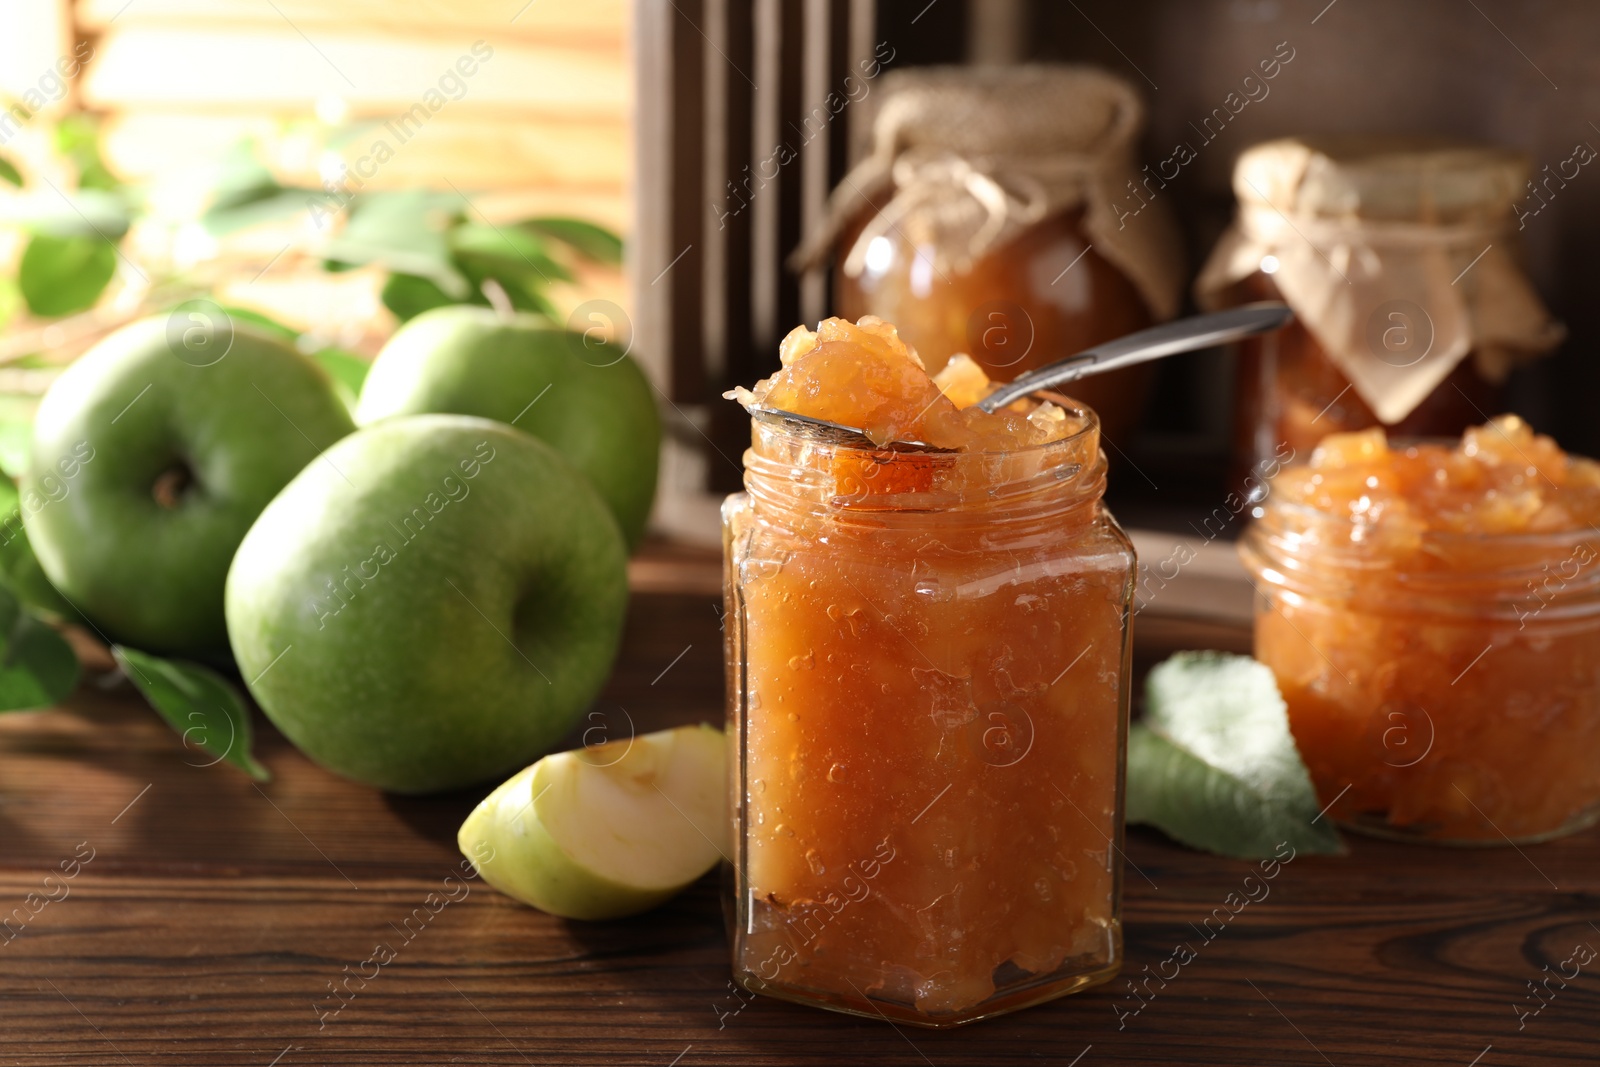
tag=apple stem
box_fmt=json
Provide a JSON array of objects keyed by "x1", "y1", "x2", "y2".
[{"x1": 481, "y1": 279, "x2": 515, "y2": 321}]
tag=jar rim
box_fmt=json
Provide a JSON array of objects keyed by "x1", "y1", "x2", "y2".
[
  {"x1": 1242, "y1": 498, "x2": 1600, "y2": 622},
  {"x1": 749, "y1": 389, "x2": 1101, "y2": 458},
  {"x1": 1257, "y1": 496, "x2": 1600, "y2": 551},
  {"x1": 743, "y1": 393, "x2": 1107, "y2": 522}
]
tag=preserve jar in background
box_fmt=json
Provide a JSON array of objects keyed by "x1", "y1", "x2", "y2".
[
  {"x1": 721, "y1": 376, "x2": 1135, "y2": 1025},
  {"x1": 1239, "y1": 420, "x2": 1600, "y2": 844},
  {"x1": 793, "y1": 65, "x2": 1184, "y2": 445},
  {"x1": 1196, "y1": 137, "x2": 1563, "y2": 478}
]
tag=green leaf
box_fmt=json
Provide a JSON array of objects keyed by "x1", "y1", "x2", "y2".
[
  {"x1": 53, "y1": 114, "x2": 119, "y2": 192},
  {"x1": 1127, "y1": 651, "x2": 1343, "y2": 859},
  {"x1": 380, "y1": 272, "x2": 455, "y2": 323},
  {"x1": 0, "y1": 583, "x2": 80, "y2": 711},
  {"x1": 519, "y1": 217, "x2": 623, "y2": 265},
  {"x1": 494, "y1": 281, "x2": 557, "y2": 320},
  {"x1": 0, "y1": 156, "x2": 21, "y2": 187},
  {"x1": 311, "y1": 347, "x2": 369, "y2": 412},
  {"x1": 215, "y1": 305, "x2": 299, "y2": 340},
  {"x1": 204, "y1": 187, "x2": 317, "y2": 235},
  {"x1": 322, "y1": 191, "x2": 467, "y2": 295},
  {"x1": 0, "y1": 189, "x2": 132, "y2": 239},
  {"x1": 450, "y1": 224, "x2": 567, "y2": 320},
  {"x1": 312, "y1": 347, "x2": 370, "y2": 399},
  {"x1": 0, "y1": 277, "x2": 21, "y2": 332},
  {"x1": 201, "y1": 143, "x2": 297, "y2": 234},
  {"x1": 0, "y1": 511, "x2": 89, "y2": 626},
  {"x1": 18, "y1": 233, "x2": 118, "y2": 317},
  {"x1": 0, "y1": 395, "x2": 36, "y2": 478},
  {"x1": 114, "y1": 646, "x2": 270, "y2": 780},
  {"x1": 452, "y1": 222, "x2": 573, "y2": 286}
]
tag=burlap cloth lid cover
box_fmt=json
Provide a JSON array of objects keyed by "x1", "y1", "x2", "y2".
[
  {"x1": 792, "y1": 64, "x2": 1184, "y2": 321},
  {"x1": 1196, "y1": 136, "x2": 1564, "y2": 425}
]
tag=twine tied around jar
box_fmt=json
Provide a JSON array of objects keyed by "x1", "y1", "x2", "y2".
[
  {"x1": 836, "y1": 153, "x2": 1053, "y2": 279},
  {"x1": 791, "y1": 65, "x2": 1183, "y2": 321},
  {"x1": 1197, "y1": 137, "x2": 1564, "y2": 426}
]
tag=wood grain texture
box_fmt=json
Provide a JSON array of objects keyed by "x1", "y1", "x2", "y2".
[{"x1": 0, "y1": 586, "x2": 1596, "y2": 1065}]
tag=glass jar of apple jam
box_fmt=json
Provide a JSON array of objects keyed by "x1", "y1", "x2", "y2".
[
  {"x1": 721, "y1": 317, "x2": 1135, "y2": 1027},
  {"x1": 1240, "y1": 418, "x2": 1600, "y2": 844},
  {"x1": 793, "y1": 65, "x2": 1183, "y2": 445},
  {"x1": 1197, "y1": 137, "x2": 1563, "y2": 479}
]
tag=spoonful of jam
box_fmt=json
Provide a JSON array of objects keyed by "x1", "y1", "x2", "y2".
[{"x1": 730, "y1": 303, "x2": 1293, "y2": 452}]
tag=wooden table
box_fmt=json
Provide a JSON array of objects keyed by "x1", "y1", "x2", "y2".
[{"x1": 1, "y1": 565, "x2": 1596, "y2": 1065}]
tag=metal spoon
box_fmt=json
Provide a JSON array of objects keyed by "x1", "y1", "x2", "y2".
[{"x1": 746, "y1": 302, "x2": 1294, "y2": 450}]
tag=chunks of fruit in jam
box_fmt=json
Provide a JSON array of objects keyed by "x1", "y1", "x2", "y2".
[
  {"x1": 727, "y1": 316, "x2": 1083, "y2": 451},
  {"x1": 1272, "y1": 416, "x2": 1600, "y2": 540}
]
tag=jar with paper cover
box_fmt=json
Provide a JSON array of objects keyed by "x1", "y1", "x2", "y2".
[
  {"x1": 793, "y1": 66, "x2": 1184, "y2": 445},
  {"x1": 1196, "y1": 137, "x2": 1563, "y2": 477}
]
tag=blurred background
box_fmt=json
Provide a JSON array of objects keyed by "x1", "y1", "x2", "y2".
[{"x1": 3, "y1": 0, "x2": 1597, "y2": 546}]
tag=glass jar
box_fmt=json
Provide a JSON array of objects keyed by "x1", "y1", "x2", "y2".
[
  {"x1": 1227, "y1": 269, "x2": 1504, "y2": 471},
  {"x1": 721, "y1": 402, "x2": 1134, "y2": 1027},
  {"x1": 1197, "y1": 136, "x2": 1563, "y2": 478},
  {"x1": 835, "y1": 206, "x2": 1155, "y2": 443},
  {"x1": 794, "y1": 65, "x2": 1185, "y2": 447},
  {"x1": 1240, "y1": 493, "x2": 1600, "y2": 844}
]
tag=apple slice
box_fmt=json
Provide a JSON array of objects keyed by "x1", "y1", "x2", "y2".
[{"x1": 458, "y1": 724, "x2": 727, "y2": 920}]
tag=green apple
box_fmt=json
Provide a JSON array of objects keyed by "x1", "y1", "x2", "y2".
[
  {"x1": 459, "y1": 723, "x2": 727, "y2": 920},
  {"x1": 355, "y1": 306, "x2": 660, "y2": 550},
  {"x1": 24, "y1": 313, "x2": 355, "y2": 655},
  {"x1": 225, "y1": 414, "x2": 628, "y2": 793}
]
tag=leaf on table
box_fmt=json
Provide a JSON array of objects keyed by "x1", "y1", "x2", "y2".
[
  {"x1": 19, "y1": 233, "x2": 118, "y2": 317},
  {"x1": 518, "y1": 217, "x2": 623, "y2": 265},
  {"x1": 114, "y1": 646, "x2": 270, "y2": 781},
  {"x1": 1127, "y1": 651, "x2": 1342, "y2": 859},
  {"x1": 0, "y1": 583, "x2": 81, "y2": 712},
  {"x1": 0, "y1": 156, "x2": 22, "y2": 187}
]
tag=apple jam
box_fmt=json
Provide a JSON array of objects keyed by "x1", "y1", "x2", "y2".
[
  {"x1": 1240, "y1": 417, "x2": 1600, "y2": 843},
  {"x1": 722, "y1": 317, "x2": 1135, "y2": 1026}
]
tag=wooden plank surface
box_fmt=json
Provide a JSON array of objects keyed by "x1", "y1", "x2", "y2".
[{"x1": 0, "y1": 572, "x2": 1596, "y2": 1065}]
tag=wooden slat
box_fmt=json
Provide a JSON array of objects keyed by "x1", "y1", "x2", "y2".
[
  {"x1": 774, "y1": 0, "x2": 806, "y2": 346},
  {"x1": 83, "y1": 26, "x2": 626, "y2": 118},
  {"x1": 76, "y1": 0, "x2": 627, "y2": 49},
  {"x1": 701, "y1": 0, "x2": 756, "y2": 495},
  {"x1": 100, "y1": 111, "x2": 629, "y2": 193},
  {"x1": 666, "y1": 0, "x2": 706, "y2": 404}
]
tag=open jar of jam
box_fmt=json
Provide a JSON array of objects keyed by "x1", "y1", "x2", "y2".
[
  {"x1": 1197, "y1": 137, "x2": 1563, "y2": 477},
  {"x1": 1240, "y1": 418, "x2": 1600, "y2": 843},
  {"x1": 721, "y1": 317, "x2": 1134, "y2": 1026},
  {"x1": 794, "y1": 66, "x2": 1183, "y2": 445}
]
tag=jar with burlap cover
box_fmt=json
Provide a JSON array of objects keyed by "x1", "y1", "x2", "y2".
[
  {"x1": 794, "y1": 65, "x2": 1183, "y2": 442},
  {"x1": 796, "y1": 64, "x2": 1181, "y2": 319},
  {"x1": 1197, "y1": 136, "x2": 1563, "y2": 438}
]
